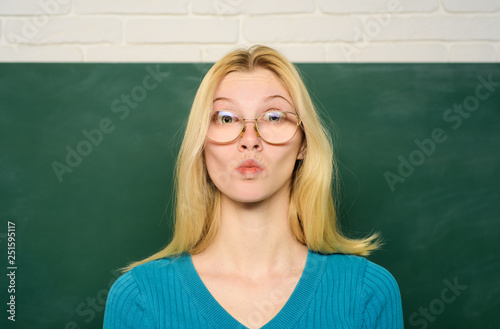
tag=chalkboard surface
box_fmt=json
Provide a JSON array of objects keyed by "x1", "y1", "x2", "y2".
[{"x1": 1, "y1": 63, "x2": 499, "y2": 329}]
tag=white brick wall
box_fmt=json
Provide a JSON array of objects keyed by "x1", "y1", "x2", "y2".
[
  {"x1": 74, "y1": 0, "x2": 189, "y2": 15},
  {"x1": 192, "y1": 0, "x2": 315, "y2": 15},
  {"x1": 4, "y1": 18, "x2": 122, "y2": 44},
  {"x1": 0, "y1": 0, "x2": 71, "y2": 15},
  {"x1": 244, "y1": 16, "x2": 363, "y2": 42},
  {"x1": 319, "y1": 0, "x2": 439, "y2": 13},
  {"x1": 126, "y1": 18, "x2": 238, "y2": 43},
  {"x1": 442, "y1": 0, "x2": 500, "y2": 13},
  {"x1": 0, "y1": 0, "x2": 499, "y2": 62}
]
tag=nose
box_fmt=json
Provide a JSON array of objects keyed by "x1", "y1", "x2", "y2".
[{"x1": 238, "y1": 120, "x2": 262, "y2": 151}]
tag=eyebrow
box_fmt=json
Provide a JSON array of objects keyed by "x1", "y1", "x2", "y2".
[
  {"x1": 212, "y1": 97, "x2": 233, "y2": 103},
  {"x1": 264, "y1": 95, "x2": 294, "y2": 107},
  {"x1": 213, "y1": 95, "x2": 294, "y2": 107}
]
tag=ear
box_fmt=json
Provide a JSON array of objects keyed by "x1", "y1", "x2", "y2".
[{"x1": 296, "y1": 142, "x2": 306, "y2": 160}]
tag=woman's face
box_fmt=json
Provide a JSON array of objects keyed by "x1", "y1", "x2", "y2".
[{"x1": 204, "y1": 68, "x2": 304, "y2": 204}]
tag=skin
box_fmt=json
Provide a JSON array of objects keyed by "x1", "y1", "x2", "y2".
[{"x1": 192, "y1": 68, "x2": 308, "y2": 328}]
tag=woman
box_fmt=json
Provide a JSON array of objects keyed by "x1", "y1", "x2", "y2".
[{"x1": 104, "y1": 45, "x2": 403, "y2": 328}]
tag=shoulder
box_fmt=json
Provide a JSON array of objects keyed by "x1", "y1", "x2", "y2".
[
  {"x1": 322, "y1": 252, "x2": 367, "y2": 266},
  {"x1": 106, "y1": 257, "x2": 175, "y2": 311},
  {"x1": 321, "y1": 253, "x2": 369, "y2": 279},
  {"x1": 107, "y1": 269, "x2": 142, "y2": 305},
  {"x1": 321, "y1": 254, "x2": 400, "y2": 304},
  {"x1": 356, "y1": 257, "x2": 403, "y2": 328},
  {"x1": 129, "y1": 255, "x2": 183, "y2": 279},
  {"x1": 362, "y1": 259, "x2": 400, "y2": 297},
  {"x1": 121, "y1": 254, "x2": 190, "y2": 293},
  {"x1": 360, "y1": 259, "x2": 401, "y2": 308},
  {"x1": 104, "y1": 270, "x2": 148, "y2": 328},
  {"x1": 321, "y1": 253, "x2": 399, "y2": 290},
  {"x1": 319, "y1": 253, "x2": 403, "y2": 328},
  {"x1": 104, "y1": 256, "x2": 187, "y2": 328},
  {"x1": 109, "y1": 256, "x2": 183, "y2": 298}
]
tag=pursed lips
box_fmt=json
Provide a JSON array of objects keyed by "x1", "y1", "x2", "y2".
[{"x1": 235, "y1": 159, "x2": 265, "y2": 176}]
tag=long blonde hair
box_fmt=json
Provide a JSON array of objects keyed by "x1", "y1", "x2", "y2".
[{"x1": 123, "y1": 45, "x2": 379, "y2": 271}]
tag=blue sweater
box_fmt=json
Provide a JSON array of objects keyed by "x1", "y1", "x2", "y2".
[{"x1": 104, "y1": 250, "x2": 403, "y2": 328}]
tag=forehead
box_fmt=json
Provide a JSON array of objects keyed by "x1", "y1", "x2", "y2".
[{"x1": 213, "y1": 68, "x2": 292, "y2": 103}]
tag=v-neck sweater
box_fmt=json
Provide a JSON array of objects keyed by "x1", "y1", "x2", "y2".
[{"x1": 103, "y1": 250, "x2": 403, "y2": 328}]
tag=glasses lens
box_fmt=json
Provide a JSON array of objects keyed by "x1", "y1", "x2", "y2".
[
  {"x1": 207, "y1": 111, "x2": 243, "y2": 143},
  {"x1": 207, "y1": 110, "x2": 300, "y2": 144},
  {"x1": 257, "y1": 111, "x2": 299, "y2": 144}
]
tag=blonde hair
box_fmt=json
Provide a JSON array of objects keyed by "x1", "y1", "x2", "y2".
[{"x1": 123, "y1": 45, "x2": 379, "y2": 271}]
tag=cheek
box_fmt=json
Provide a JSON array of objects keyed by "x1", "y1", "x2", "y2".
[
  {"x1": 278, "y1": 153, "x2": 301, "y2": 180},
  {"x1": 277, "y1": 141, "x2": 304, "y2": 180},
  {"x1": 204, "y1": 147, "x2": 232, "y2": 189}
]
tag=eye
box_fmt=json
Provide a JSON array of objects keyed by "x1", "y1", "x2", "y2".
[
  {"x1": 215, "y1": 111, "x2": 238, "y2": 124},
  {"x1": 262, "y1": 110, "x2": 285, "y2": 123}
]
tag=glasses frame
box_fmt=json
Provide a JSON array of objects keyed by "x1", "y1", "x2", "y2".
[{"x1": 207, "y1": 110, "x2": 302, "y2": 145}]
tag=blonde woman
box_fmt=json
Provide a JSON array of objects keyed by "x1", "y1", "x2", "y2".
[{"x1": 104, "y1": 45, "x2": 403, "y2": 329}]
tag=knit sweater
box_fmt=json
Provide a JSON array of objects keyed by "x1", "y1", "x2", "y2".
[{"x1": 103, "y1": 250, "x2": 403, "y2": 328}]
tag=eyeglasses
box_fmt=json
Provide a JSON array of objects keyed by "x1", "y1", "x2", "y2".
[{"x1": 207, "y1": 110, "x2": 302, "y2": 144}]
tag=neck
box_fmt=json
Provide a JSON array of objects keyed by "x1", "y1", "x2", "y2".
[{"x1": 201, "y1": 189, "x2": 307, "y2": 278}]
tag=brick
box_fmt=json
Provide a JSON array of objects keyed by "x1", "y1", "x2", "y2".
[
  {"x1": 366, "y1": 16, "x2": 500, "y2": 41},
  {"x1": 0, "y1": 0, "x2": 71, "y2": 15},
  {"x1": 4, "y1": 18, "x2": 121, "y2": 44},
  {"x1": 0, "y1": 45, "x2": 83, "y2": 61},
  {"x1": 86, "y1": 46, "x2": 202, "y2": 62},
  {"x1": 126, "y1": 18, "x2": 238, "y2": 43},
  {"x1": 273, "y1": 45, "x2": 326, "y2": 62},
  {"x1": 244, "y1": 16, "x2": 363, "y2": 42},
  {"x1": 75, "y1": 0, "x2": 188, "y2": 14},
  {"x1": 449, "y1": 44, "x2": 497, "y2": 62},
  {"x1": 319, "y1": 0, "x2": 438, "y2": 13},
  {"x1": 192, "y1": 0, "x2": 314, "y2": 15},
  {"x1": 327, "y1": 43, "x2": 448, "y2": 62},
  {"x1": 443, "y1": 0, "x2": 500, "y2": 13}
]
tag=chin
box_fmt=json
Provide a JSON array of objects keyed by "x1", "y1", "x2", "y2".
[
  {"x1": 217, "y1": 185, "x2": 265, "y2": 203},
  {"x1": 234, "y1": 195, "x2": 268, "y2": 204},
  {"x1": 228, "y1": 192, "x2": 267, "y2": 204},
  {"x1": 228, "y1": 185, "x2": 287, "y2": 205}
]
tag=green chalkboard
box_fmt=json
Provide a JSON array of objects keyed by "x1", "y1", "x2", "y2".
[{"x1": 1, "y1": 63, "x2": 499, "y2": 329}]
